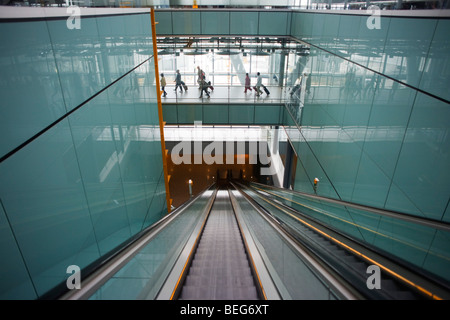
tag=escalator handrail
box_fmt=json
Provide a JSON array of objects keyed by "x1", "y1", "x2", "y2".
[
  {"x1": 245, "y1": 182, "x2": 450, "y2": 300},
  {"x1": 156, "y1": 186, "x2": 219, "y2": 300},
  {"x1": 227, "y1": 185, "x2": 283, "y2": 300},
  {"x1": 231, "y1": 181, "x2": 361, "y2": 300},
  {"x1": 58, "y1": 182, "x2": 216, "y2": 300},
  {"x1": 249, "y1": 181, "x2": 450, "y2": 232}
]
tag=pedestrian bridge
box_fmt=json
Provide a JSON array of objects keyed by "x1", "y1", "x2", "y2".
[{"x1": 161, "y1": 85, "x2": 294, "y2": 125}]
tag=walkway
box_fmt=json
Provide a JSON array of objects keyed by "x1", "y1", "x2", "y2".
[{"x1": 161, "y1": 85, "x2": 296, "y2": 104}]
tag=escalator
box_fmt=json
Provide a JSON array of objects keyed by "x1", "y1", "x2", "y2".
[
  {"x1": 157, "y1": 183, "x2": 280, "y2": 300},
  {"x1": 177, "y1": 188, "x2": 259, "y2": 300},
  {"x1": 160, "y1": 182, "x2": 354, "y2": 300},
  {"x1": 58, "y1": 181, "x2": 450, "y2": 300},
  {"x1": 238, "y1": 181, "x2": 450, "y2": 300},
  {"x1": 236, "y1": 182, "x2": 419, "y2": 300}
]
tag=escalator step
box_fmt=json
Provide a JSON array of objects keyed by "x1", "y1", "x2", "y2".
[
  {"x1": 178, "y1": 190, "x2": 258, "y2": 300},
  {"x1": 188, "y1": 266, "x2": 253, "y2": 278},
  {"x1": 190, "y1": 257, "x2": 250, "y2": 269},
  {"x1": 380, "y1": 279, "x2": 418, "y2": 300},
  {"x1": 195, "y1": 245, "x2": 247, "y2": 254},
  {"x1": 180, "y1": 285, "x2": 259, "y2": 300},
  {"x1": 184, "y1": 274, "x2": 256, "y2": 288}
]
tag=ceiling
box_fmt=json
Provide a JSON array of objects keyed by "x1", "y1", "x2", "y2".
[{"x1": 157, "y1": 36, "x2": 311, "y2": 56}]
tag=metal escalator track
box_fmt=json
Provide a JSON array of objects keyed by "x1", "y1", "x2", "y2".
[{"x1": 178, "y1": 188, "x2": 259, "y2": 300}]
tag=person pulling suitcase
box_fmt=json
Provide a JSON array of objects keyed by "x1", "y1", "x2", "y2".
[
  {"x1": 199, "y1": 78, "x2": 210, "y2": 98},
  {"x1": 174, "y1": 70, "x2": 184, "y2": 93},
  {"x1": 255, "y1": 72, "x2": 269, "y2": 96},
  {"x1": 255, "y1": 72, "x2": 263, "y2": 96}
]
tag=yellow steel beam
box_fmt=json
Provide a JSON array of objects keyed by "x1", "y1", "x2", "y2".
[{"x1": 151, "y1": 8, "x2": 172, "y2": 213}]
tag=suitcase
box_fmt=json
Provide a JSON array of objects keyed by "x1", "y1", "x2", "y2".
[
  {"x1": 181, "y1": 81, "x2": 188, "y2": 91},
  {"x1": 263, "y1": 85, "x2": 270, "y2": 95}
]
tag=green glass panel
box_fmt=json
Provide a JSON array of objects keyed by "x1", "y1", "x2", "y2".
[
  {"x1": 162, "y1": 104, "x2": 178, "y2": 124},
  {"x1": 230, "y1": 11, "x2": 259, "y2": 35},
  {"x1": 201, "y1": 11, "x2": 230, "y2": 35},
  {"x1": 0, "y1": 119, "x2": 99, "y2": 297},
  {"x1": 68, "y1": 90, "x2": 131, "y2": 256},
  {"x1": 155, "y1": 11, "x2": 173, "y2": 35},
  {"x1": 229, "y1": 104, "x2": 255, "y2": 124},
  {"x1": 352, "y1": 152, "x2": 392, "y2": 208},
  {"x1": 386, "y1": 93, "x2": 450, "y2": 220},
  {"x1": 335, "y1": 14, "x2": 362, "y2": 59},
  {"x1": 363, "y1": 78, "x2": 415, "y2": 178},
  {"x1": 172, "y1": 11, "x2": 201, "y2": 35},
  {"x1": 177, "y1": 104, "x2": 203, "y2": 124},
  {"x1": 258, "y1": 12, "x2": 289, "y2": 35},
  {"x1": 254, "y1": 105, "x2": 281, "y2": 124},
  {"x1": 0, "y1": 20, "x2": 66, "y2": 159},
  {"x1": 419, "y1": 19, "x2": 450, "y2": 102},
  {"x1": 47, "y1": 17, "x2": 104, "y2": 112},
  {"x1": 203, "y1": 104, "x2": 229, "y2": 124},
  {"x1": 383, "y1": 17, "x2": 436, "y2": 88},
  {"x1": 356, "y1": 16, "x2": 391, "y2": 73},
  {"x1": 0, "y1": 203, "x2": 37, "y2": 299}
]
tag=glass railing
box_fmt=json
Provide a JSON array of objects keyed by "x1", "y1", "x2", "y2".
[
  {"x1": 230, "y1": 185, "x2": 343, "y2": 299},
  {"x1": 87, "y1": 185, "x2": 215, "y2": 300},
  {"x1": 249, "y1": 182, "x2": 450, "y2": 287},
  {"x1": 155, "y1": 35, "x2": 310, "y2": 105},
  {"x1": 160, "y1": 84, "x2": 289, "y2": 104},
  {"x1": 158, "y1": 70, "x2": 294, "y2": 105}
]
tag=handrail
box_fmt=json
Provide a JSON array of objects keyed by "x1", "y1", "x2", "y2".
[
  {"x1": 156, "y1": 185, "x2": 218, "y2": 300},
  {"x1": 58, "y1": 182, "x2": 216, "y2": 300},
  {"x1": 250, "y1": 182, "x2": 450, "y2": 232},
  {"x1": 231, "y1": 181, "x2": 361, "y2": 300},
  {"x1": 242, "y1": 182, "x2": 450, "y2": 299},
  {"x1": 227, "y1": 184, "x2": 282, "y2": 300}
]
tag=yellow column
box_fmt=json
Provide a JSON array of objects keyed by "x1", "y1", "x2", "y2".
[{"x1": 151, "y1": 8, "x2": 172, "y2": 213}]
